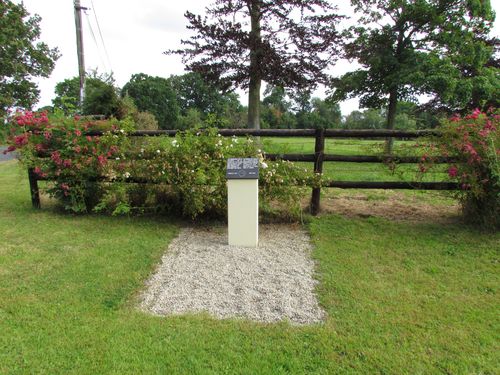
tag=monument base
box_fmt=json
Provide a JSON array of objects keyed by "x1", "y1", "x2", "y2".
[{"x1": 227, "y1": 179, "x2": 258, "y2": 247}]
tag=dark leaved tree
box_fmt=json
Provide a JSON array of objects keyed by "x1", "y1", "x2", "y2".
[
  {"x1": 53, "y1": 71, "x2": 121, "y2": 119},
  {"x1": 169, "y1": 0, "x2": 342, "y2": 129}
]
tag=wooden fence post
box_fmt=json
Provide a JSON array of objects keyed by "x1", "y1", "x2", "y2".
[
  {"x1": 310, "y1": 128, "x2": 325, "y2": 216},
  {"x1": 28, "y1": 168, "x2": 40, "y2": 209}
]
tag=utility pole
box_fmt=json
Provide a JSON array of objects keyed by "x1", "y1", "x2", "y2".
[{"x1": 74, "y1": 0, "x2": 87, "y2": 109}]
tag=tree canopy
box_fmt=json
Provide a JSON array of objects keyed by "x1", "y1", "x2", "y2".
[
  {"x1": 121, "y1": 72, "x2": 245, "y2": 129},
  {"x1": 343, "y1": 104, "x2": 418, "y2": 130},
  {"x1": 169, "y1": 0, "x2": 342, "y2": 129},
  {"x1": 0, "y1": 0, "x2": 59, "y2": 116},
  {"x1": 121, "y1": 73, "x2": 180, "y2": 128},
  {"x1": 330, "y1": 0, "x2": 495, "y2": 151},
  {"x1": 168, "y1": 72, "x2": 242, "y2": 119},
  {"x1": 52, "y1": 72, "x2": 121, "y2": 118}
]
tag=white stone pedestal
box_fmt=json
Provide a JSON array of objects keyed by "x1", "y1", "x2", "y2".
[{"x1": 227, "y1": 179, "x2": 259, "y2": 247}]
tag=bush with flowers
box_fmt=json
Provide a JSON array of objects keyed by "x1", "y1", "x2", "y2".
[
  {"x1": 4, "y1": 111, "x2": 315, "y2": 219},
  {"x1": 420, "y1": 109, "x2": 499, "y2": 228}
]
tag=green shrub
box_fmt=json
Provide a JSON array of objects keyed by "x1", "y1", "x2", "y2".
[
  {"x1": 133, "y1": 112, "x2": 158, "y2": 130},
  {"x1": 5, "y1": 111, "x2": 314, "y2": 219},
  {"x1": 0, "y1": 125, "x2": 6, "y2": 144},
  {"x1": 421, "y1": 109, "x2": 499, "y2": 229}
]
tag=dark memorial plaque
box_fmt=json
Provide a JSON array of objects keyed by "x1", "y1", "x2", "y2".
[{"x1": 226, "y1": 158, "x2": 259, "y2": 179}]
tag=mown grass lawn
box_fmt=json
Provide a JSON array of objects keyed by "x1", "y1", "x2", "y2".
[
  {"x1": 1, "y1": 161, "x2": 498, "y2": 374},
  {"x1": 262, "y1": 137, "x2": 449, "y2": 182}
]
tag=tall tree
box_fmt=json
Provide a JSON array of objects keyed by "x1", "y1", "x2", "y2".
[
  {"x1": 169, "y1": 0, "x2": 341, "y2": 129},
  {"x1": 262, "y1": 86, "x2": 290, "y2": 113},
  {"x1": 309, "y1": 98, "x2": 342, "y2": 128},
  {"x1": 330, "y1": 0, "x2": 495, "y2": 153},
  {"x1": 344, "y1": 108, "x2": 386, "y2": 129},
  {"x1": 421, "y1": 34, "x2": 499, "y2": 113},
  {"x1": 168, "y1": 72, "x2": 241, "y2": 118},
  {"x1": 53, "y1": 71, "x2": 121, "y2": 118},
  {"x1": 0, "y1": 0, "x2": 59, "y2": 117},
  {"x1": 122, "y1": 73, "x2": 180, "y2": 129},
  {"x1": 261, "y1": 85, "x2": 296, "y2": 129}
]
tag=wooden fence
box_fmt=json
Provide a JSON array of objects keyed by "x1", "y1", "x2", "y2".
[{"x1": 28, "y1": 128, "x2": 460, "y2": 215}]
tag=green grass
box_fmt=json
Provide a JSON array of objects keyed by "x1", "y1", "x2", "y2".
[
  {"x1": 0, "y1": 128, "x2": 6, "y2": 144},
  {"x1": 262, "y1": 137, "x2": 386, "y2": 155},
  {"x1": 262, "y1": 137, "x2": 448, "y2": 183},
  {"x1": 1, "y1": 161, "x2": 498, "y2": 374},
  {"x1": 143, "y1": 135, "x2": 446, "y2": 183},
  {"x1": 310, "y1": 217, "x2": 499, "y2": 373}
]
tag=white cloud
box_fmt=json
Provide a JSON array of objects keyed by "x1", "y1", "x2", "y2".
[{"x1": 140, "y1": 6, "x2": 190, "y2": 33}]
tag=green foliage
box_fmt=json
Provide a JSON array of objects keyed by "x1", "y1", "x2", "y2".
[
  {"x1": 418, "y1": 39, "x2": 499, "y2": 112},
  {"x1": 168, "y1": 72, "x2": 243, "y2": 119},
  {"x1": 0, "y1": 0, "x2": 59, "y2": 116},
  {"x1": 261, "y1": 86, "x2": 296, "y2": 129},
  {"x1": 331, "y1": 0, "x2": 496, "y2": 126},
  {"x1": 291, "y1": 91, "x2": 342, "y2": 129},
  {"x1": 0, "y1": 126, "x2": 6, "y2": 144},
  {"x1": 6, "y1": 112, "x2": 313, "y2": 219},
  {"x1": 260, "y1": 87, "x2": 342, "y2": 129},
  {"x1": 176, "y1": 108, "x2": 203, "y2": 130},
  {"x1": 112, "y1": 95, "x2": 158, "y2": 131},
  {"x1": 52, "y1": 72, "x2": 123, "y2": 118},
  {"x1": 262, "y1": 86, "x2": 290, "y2": 112},
  {"x1": 132, "y1": 111, "x2": 158, "y2": 131},
  {"x1": 343, "y1": 106, "x2": 418, "y2": 130},
  {"x1": 83, "y1": 79, "x2": 121, "y2": 118},
  {"x1": 344, "y1": 109, "x2": 386, "y2": 129},
  {"x1": 421, "y1": 109, "x2": 499, "y2": 229},
  {"x1": 308, "y1": 98, "x2": 342, "y2": 129},
  {"x1": 121, "y1": 73, "x2": 180, "y2": 129},
  {"x1": 122, "y1": 72, "x2": 246, "y2": 129},
  {"x1": 52, "y1": 76, "x2": 80, "y2": 113}
]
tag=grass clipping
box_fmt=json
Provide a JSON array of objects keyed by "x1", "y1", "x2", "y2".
[{"x1": 140, "y1": 225, "x2": 325, "y2": 325}]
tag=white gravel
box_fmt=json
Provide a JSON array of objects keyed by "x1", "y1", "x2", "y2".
[{"x1": 140, "y1": 225, "x2": 326, "y2": 325}]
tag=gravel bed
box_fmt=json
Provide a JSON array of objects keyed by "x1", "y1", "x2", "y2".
[{"x1": 140, "y1": 225, "x2": 325, "y2": 325}]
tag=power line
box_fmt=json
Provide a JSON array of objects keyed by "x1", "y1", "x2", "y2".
[
  {"x1": 90, "y1": 0, "x2": 113, "y2": 72},
  {"x1": 84, "y1": 11, "x2": 109, "y2": 72}
]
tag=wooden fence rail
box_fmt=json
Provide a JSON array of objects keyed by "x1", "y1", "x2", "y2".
[
  {"x1": 28, "y1": 128, "x2": 460, "y2": 215},
  {"x1": 86, "y1": 128, "x2": 442, "y2": 138}
]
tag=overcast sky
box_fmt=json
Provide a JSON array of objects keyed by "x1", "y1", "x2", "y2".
[{"x1": 16, "y1": 0, "x2": 500, "y2": 115}]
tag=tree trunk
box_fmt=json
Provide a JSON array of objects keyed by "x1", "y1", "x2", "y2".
[
  {"x1": 385, "y1": 28, "x2": 405, "y2": 154},
  {"x1": 248, "y1": 75, "x2": 261, "y2": 130},
  {"x1": 248, "y1": 0, "x2": 262, "y2": 130},
  {"x1": 384, "y1": 88, "x2": 398, "y2": 154}
]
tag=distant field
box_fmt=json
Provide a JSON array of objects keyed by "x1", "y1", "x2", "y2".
[
  {"x1": 261, "y1": 137, "x2": 448, "y2": 183},
  {"x1": 127, "y1": 134, "x2": 451, "y2": 195}
]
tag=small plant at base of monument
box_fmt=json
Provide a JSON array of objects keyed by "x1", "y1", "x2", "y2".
[
  {"x1": 419, "y1": 109, "x2": 499, "y2": 229},
  {"x1": 5, "y1": 111, "x2": 314, "y2": 219}
]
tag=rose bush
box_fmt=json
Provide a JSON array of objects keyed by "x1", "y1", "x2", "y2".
[
  {"x1": 422, "y1": 109, "x2": 499, "y2": 228},
  {"x1": 4, "y1": 111, "x2": 314, "y2": 219}
]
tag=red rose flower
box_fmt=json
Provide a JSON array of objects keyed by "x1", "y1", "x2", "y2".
[{"x1": 448, "y1": 166, "x2": 458, "y2": 178}]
